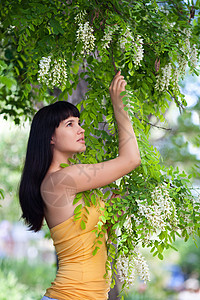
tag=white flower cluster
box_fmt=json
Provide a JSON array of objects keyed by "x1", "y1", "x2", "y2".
[
  {"x1": 178, "y1": 55, "x2": 188, "y2": 78},
  {"x1": 133, "y1": 35, "x2": 144, "y2": 67},
  {"x1": 179, "y1": 196, "x2": 197, "y2": 235},
  {"x1": 124, "y1": 216, "x2": 133, "y2": 235},
  {"x1": 75, "y1": 11, "x2": 96, "y2": 56},
  {"x1": 38, "y1": 56, "x2": 68, "y2": 89},
  {"x1": 133, "y1": 248, "x2": 150, "y2": 283},
  {"x1": 74, "y1": 10, "x2": 87, "y2": 24},
  {"x1": 155, "y1": 63, "x2": 182, "y2": 93},
  {"x1": 119, "y1": 27, "x2": 133, "y2": 50},
  {"x1": 171, "y1": 68, "x2": 180, "y2": 94},
  {"x1": 117, "y1": 253, "x2": 135, "y2": 285},
  {"x1": 190, "y1": 44, "x2": 198, "y2": 68},
  {"x1": 155, "y1": 28, "x2": 198, "y2": 93},
  {"x1": 76, "y1": 22, "x2": 96, "y2": 56},
  {"x1": 101, "y1": 25, "x2": 119, "y2": 49},
  {"x1": 155, "y1": 63, "x2": 172, "y2": 92},
  {"x1": 119, "y1": 28, "x2": 144, "y2": 67},
  {"x1": 181, "y1": 211, "x2": 194, "y2": 234},
  {"x1": 134, "y1": 185, "x2": 178, "y2": 232},
  {"x1": 178, "y1": 28, "x2": 198, "y2": 76},
  {"x1": 117, "y1": 247, "x2": 150, "y2": 286}
]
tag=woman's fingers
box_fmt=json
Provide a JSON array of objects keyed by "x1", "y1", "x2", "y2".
[
  {"x1": 109, "y1": 71, "x2": 123, "y2": 89},
  {"x1": 120, "y1": 80, "x2": 127, "y2": 90},
  {"x1": 110, "y1": 75, "x2": 126, "y2": 91}
]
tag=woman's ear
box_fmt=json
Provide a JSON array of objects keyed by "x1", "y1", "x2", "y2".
[{"x1": 50, "y1": 136, "x2": 55, "y2": 145}]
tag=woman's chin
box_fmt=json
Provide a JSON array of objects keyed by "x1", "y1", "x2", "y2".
[{"x1": 77, "y1": 145, "x2": 86, "y2": 153}]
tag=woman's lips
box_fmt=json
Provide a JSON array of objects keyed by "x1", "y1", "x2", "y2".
[{"x1": 77, "y1": 138, "x2": 85, "y2": 143}]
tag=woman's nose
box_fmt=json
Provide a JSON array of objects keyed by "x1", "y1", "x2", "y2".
[{"x1": 78, "y1": 125, "x2": 85, "y2": 133}]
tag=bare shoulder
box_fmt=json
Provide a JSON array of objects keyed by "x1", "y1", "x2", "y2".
[
  {"x1": 41, "y1": 168, "x2": 77, "y2": 193},
  {"x1": 40, "y1": 168, "x2": 78, "y2": 208}
]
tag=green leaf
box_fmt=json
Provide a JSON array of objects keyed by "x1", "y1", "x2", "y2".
[
  {"x1": 60, "y1": 163, "x2": 69, "y2": 168},
  {"x1": 74, "y1": 204, "x2": 82, "y2": 214},
  {"x1": 74, "y1": 216, "x2": 81, "y2": 221},
  {"x1": 120, "y1": 91, "x2": 127, "y2": 96},
  {"x1": 98, "y1": 221, "x2": 103, "y2": 230},
  {"x1": 84, "y1": 197, "x2": 90, "y2": 207},
  {"x1": 104, "y1": 190, "x2": 111, "y2": 199},
  {"x1": 146, "y1": 77, "x2": 153, "y2": 83},
  {"x1": 0, "y1": 76, "x2": 16, "y2": 89},
  {"x1": 81, "y1": 220, "x2": 86, "y2": 230},
  {"x1": 91, "y1": 194, "x2": 96, "y2": 205},
  {"x1": 73, "y1": 193, "x2": 83, "y2": 205},
  {"x1": 128, "y1": 61, "x2": 133, "y2": 69},
  {"x1": 0, "y1": 189, "x2": 5, "y2": 200},
  {"x1": 17, "y1": 59, "x2": 23, "y2": 68},
  {"x1": 157, "y1": 244, "x2": 163, "y2": 253},
  {"x1": 92, "y1": 246, "x2": 100, "y2": 256},
  {"x1": 17, "y1": 44, "x2": 22, "y2": 52},
  {"x1": 49, "y1": 19, "x2": 65, "y2": 35},
  {"x1": 101, "y1": 216, "x2": 106, "y2": 223},
  {"x1": 87, "y1": 56, "x2": 93, "y2": 64}
]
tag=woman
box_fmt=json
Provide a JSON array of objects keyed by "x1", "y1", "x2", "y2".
[{"x1": 19, "y1": 71, "x2": 141, "y2": 300}]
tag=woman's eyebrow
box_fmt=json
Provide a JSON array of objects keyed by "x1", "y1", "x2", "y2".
[{"x1": 65, "y1": 119, "x2": 80, "y2": 124}]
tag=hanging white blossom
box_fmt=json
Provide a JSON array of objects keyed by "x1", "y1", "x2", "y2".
[
  {"x1": 155, "y1": 63, "x2": 172, "y2": 92},
  {"x1": 178, "y1": 28, "x2": 194, "y2": 77},
  {"x1": 133, "y1": 184, "x2": 178, "y2": 232},
  {"x1": 76, "y1": 21, "x2": 96, "y2": 56},
  {"x1": 74, "y1": 10, "x2": 87, "y2": 24},
  {"x1": 38, "y1": 56, "x2": 68, "y2": 89},
  {"x1": 178, "y1": 47, "x2": 188, "y2": 77},
  {"x1": 172, "y1": 68, "x2": 180, "y2": 94},
  {"x1": 124, "y1": 216, "x2": 133, "y2": 235},
  {"x1": 117, "y1": 247, "x2": 150, "y2": 286},
  {"x1": 119, "y1": 28, "x2": 144, "y2": 67},
  {"x1": 75, "y1": 10, "x2": 96, "y2": 57},
  {"x1": 101, "y1": 25, "x2": 119, "y2": 49},
  {"x1": 190, "y1": 44, "x2": 198, "y2": 68},
  {"x1": 117, "y1": 253, "x2": 135, "y2": 286},
  {"x1": 133, "y1": 35, "x2": 144, "y2": 67},
  {"x1": 133, "y1": 248, "x2": 151, "y2": 283},
  {"x1": 119, "y1": 26, "x2": 134, "y2": 50}
]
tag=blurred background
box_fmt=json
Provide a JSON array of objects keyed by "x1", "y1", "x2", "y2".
[{"x1": 0, "y1": 72, "x2": 200, "y2": 300}]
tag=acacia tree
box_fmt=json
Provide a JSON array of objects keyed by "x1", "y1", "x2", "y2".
[{"x1": 1, "y1": 0, "x2": 200, "y2": 294}]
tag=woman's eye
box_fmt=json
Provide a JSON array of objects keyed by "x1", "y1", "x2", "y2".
[{"x1": 67, "y1": 122, "x2": 72, "y2": 127}]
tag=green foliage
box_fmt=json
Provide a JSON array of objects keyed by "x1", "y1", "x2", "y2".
[
  {"x1": 1, "y1": 0, "x2": 200, "y2": 292},
  {"x1": 0, "y1": 270, "x2": 35, "y2": 300},
  {"x1": 0, "y1": 258, "x2": 56, "y2": 300},
  {"x1": 0, "y1": 125, "x2": 28, "y2": 221},
  {"x1": 175, "y1": 236, "x2": 200, "y2": 276},
  {"x1": 0, "y1": 189, "x2": 4, "y2": 201}
]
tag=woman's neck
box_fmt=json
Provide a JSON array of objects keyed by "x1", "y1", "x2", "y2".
[{"x1": 48, "y1": 152, "x2": 73, "y2": 174}]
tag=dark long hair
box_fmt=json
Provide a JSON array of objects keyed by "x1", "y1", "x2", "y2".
[{"x1": 19, "y1": 101, "x2": 80, "y2": 232}]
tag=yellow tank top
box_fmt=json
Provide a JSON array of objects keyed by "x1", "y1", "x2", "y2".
[{"x1": 45, "y1": 201, "x2": 111, "y2": 300}]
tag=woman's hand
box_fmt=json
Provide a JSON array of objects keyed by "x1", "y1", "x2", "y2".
[{"x1": 109, "y1": 71, "x2": 127, "y2": 107}]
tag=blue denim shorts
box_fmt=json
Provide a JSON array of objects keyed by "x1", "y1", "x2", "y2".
[{"x1": 41, "y1": 297, "x2": 58, "y2": 300}]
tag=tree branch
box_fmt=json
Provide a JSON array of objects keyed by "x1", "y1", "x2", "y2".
[{"x1": 142, "y1": 119, "x2": 172, "y2": 131}]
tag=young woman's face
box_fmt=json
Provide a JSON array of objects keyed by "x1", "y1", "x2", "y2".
[{"x1": 51, "y1": 116, "x2": 86, "y2": 155}]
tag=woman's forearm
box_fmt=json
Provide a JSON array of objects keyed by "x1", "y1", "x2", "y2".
[
  {"x1": 113, "y1": 102, "x2": 141, "y2": 167},
  {"x1": 109, "y1": 71, "x2": 141, "y2": 168}
]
